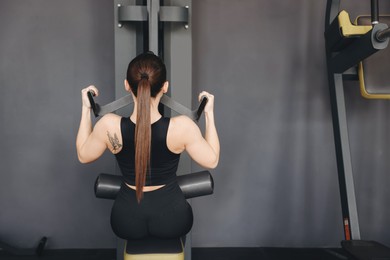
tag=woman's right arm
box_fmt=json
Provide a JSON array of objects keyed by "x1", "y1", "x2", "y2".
[
  {"x1": 176, "y1": 92, "x2": 220, "y2": 169},
  {"x1": 76, "y1": 86, "x2": 108, "y2": 163}
]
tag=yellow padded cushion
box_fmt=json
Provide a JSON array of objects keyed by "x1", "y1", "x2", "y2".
[
  {"x1": 338, "y1": 10, "x2": 372, "y2": 37},
  {"x1": 124, "y1": 240, "x2": 184, "y2": 260},
  {"x1": 124, "y1": 251, "x2": 184, "y2": 260}
]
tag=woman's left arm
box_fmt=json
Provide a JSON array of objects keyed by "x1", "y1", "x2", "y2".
[{"x1": 76, "y1": 86, "x2": 107, "y2": 163}]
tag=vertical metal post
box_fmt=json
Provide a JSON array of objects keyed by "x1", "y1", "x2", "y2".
[
  {"x1": 147, "y1": 0, "x2": 159, "y2": 53},
  {"x1": 327, "y1": 73, "x2": 361, "y2": 240},
  {"x1": 325, "y1": 0, "x2": 361, "y2": 241},
  {"x1": 325, "y1": 0, "x2": 340, "y2": 26},
  {"x1": 114, "y1": 0, "x2": 141, "y2": 117},
  {"x1": 371, "y1": 0, "x2": 379, "y2": 24},
  {"x1": 115, "y1": 1, "x2": 139, "y2": 259},
  {"x1": 114, "y1": 0, "x2": 192, "y2": 258},
  {"x1": 164, "y1": 1, "x2": 192, "y2": 258}
]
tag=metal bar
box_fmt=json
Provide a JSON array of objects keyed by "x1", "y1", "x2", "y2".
[
  {"x1": 160, "y1": 6, "x2": 188, "y2": 22},
  {"x1": 329, "y1": 73, "x2": 361, "y2": 240},
  {"x1": 325, "y1": 0, "x2": 361, "y2": 240},
  {"x1": 371, "y1": 0, "x2": 379, "y2": 24},
  {"x1": 117, "y1": 6, "x2": 188, "y2": 23},
  {"x1": 325, "y1": 0, "x2": 340, "y2": 28},
  {"x1": 114, "y1": 0, "x2": 139, "y2": 118},
  {"x1": 118, "y1": 5, "x2": 148, "y2": 22},
  {"x1": 147, "y1": 0, "x2": 159, "y2": 53},
  {"x1": 162, "y1": 1, "x2": 192, "y2": 258}
]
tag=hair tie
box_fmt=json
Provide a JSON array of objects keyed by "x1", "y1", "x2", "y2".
[{"x1": 140, "y1": 73, "x2": 149, "y2": 80}]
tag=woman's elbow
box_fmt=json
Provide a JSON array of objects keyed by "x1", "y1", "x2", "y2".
[
  {"x1": 210, "y1": 160, "x2": 219, "y2": 169},
  {"x1": 77, "y1": 155, "x2": 88, "y2": 164},
  {"x1": 77, "y1": 151, "x2": 91, "y2": 164},
  {"x1": 205, "y1": 157, "x2": 219, "y2": 169}
]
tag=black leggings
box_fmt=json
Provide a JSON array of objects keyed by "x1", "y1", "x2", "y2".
[{"x1": 110, "y1": 181, "x2": 193, "y2": 240}]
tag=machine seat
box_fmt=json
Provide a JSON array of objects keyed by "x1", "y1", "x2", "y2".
[{"x1": 124, "y1": 238, "x2": 184, "y2": 260}]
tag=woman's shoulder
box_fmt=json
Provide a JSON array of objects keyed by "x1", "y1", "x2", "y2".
[
  {"x1": 169, "y1": 115, "x2": 200, "y2": 135},
  {"x1": 94, "y1": 113, "x2": 122, "y2": 131},
  {"x1": 167, "y1": 115, "x2": 199, "y2": 153},
  {"x1": 170, "y1": 115, "x2": 195, "y2": 127},
  {"x1": 100, "y1": 112, "x2": 121, "y2": 123}
]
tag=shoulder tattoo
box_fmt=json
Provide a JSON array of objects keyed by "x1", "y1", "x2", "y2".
[{"x1": 107, "y1": 131, "x2": 122, "y2": 151}]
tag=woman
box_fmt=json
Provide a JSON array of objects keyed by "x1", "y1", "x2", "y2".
[{"x1": 76, "y1": 52, "x2": 219, "y2": 240}]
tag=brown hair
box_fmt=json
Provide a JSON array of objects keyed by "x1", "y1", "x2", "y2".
[{"x1": 126, "y1": 52, "x2": 167, "y2": 202}]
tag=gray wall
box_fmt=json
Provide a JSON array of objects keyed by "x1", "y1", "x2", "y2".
[
  {"x1": 0, "y1": 0, "x2": 117, "y2": 248},
  {"x1": 191, "y1": 0, "x2": 390, "y2": 247},
  {"x1": 1, "y1": 0, "x2": 390, "y2": 250}
]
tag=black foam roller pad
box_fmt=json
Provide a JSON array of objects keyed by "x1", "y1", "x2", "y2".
[
  {"x1": 94, "y1": 171, "x2": 214, "y2": 200},
  {"x1": 94, "y1": 173, "x2": 123, "y2": 200},
  {"x1": 177, "y1": 171, "x2": 214, "y2": 199}
]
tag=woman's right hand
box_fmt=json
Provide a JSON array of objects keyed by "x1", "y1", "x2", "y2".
[
  {"x1": 81, "y1": 85, "x2": 99, "y2": 109},
  {"x1": 199, "y1": 91, "x2": 214, "y2": 114}
]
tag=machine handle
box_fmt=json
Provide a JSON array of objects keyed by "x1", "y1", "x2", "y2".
[
  {"x1": 195, "y1": 96, "x2": 208, "y2": 121},
  {"x1": 87, "y1": 91, "x2": 99, "y2": 117}
]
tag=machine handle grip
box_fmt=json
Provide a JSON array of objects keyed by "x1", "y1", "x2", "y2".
[
  {"x1": 195, "y1": 96, "x2": 208, "y2": 121},
  {"x1": 87, "y1": 91, "x2": 99, "y2": 117}
]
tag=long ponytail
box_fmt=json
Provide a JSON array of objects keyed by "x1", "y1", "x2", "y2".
[
  {"x1": 126, "y1": 52, "x2": 167, "y2": 203},
  {"x1": 135, "y1": 77, "x2": 151, "y2": 203}
]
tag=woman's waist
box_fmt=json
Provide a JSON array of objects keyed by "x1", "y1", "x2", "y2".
[
  {"x1": 122, "y1": 171, "x2": 177, "y2": 186},
  {"x1": 122, "y1": 178, "x2": 181, "y2": 197},
  {"x1": 125, "y1": 183, "x2": 165, "y2": 192},
  {"x1": 123, "y1": 173, "x2": 177, "y2": 191}
]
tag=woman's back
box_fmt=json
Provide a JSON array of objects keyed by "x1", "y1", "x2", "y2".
[{"x1": 115, "y1": 117, "x2": 180, "y2": 186}]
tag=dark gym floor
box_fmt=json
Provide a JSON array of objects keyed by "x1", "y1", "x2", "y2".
[
  {"x1": 0, "y1": 247, "x2": 351, "y2": 260},
  {"x1": 0, "y1": 249, "x2": 116, "y2": 260},
  {"x1": 192, "y1": 247, "x2": 349, "y2": 260}
]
